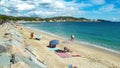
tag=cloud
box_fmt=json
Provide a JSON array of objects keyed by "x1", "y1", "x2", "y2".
[
  {"x1": 0, "y1": 0, "x2": 89, "y2": 17},
  {"x1": 4, "y1": 8, "x2": 10, "y2": 12},
  {"x1": 90, "y1": 0, "x2": 105, "y2": 5},
  {"x1": 54, "y1": 1, "x2": 66, "y2": 9},
  {"x1": 16, "y1": 3, "x2": 35, "y2": 11},
  {"x1": 28, "y1": 8, "x2": 83, "y2": 18},
  {"x1": 99, "y1": 4, "x2": 115, "y2": 12},
  {"x1": 41, "y1": 0, "x2": 52, "y2": 3}
]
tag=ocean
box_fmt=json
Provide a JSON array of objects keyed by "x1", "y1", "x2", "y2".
[{"x1": 22, "y1": 22, "x2": 120, "y2": 53}]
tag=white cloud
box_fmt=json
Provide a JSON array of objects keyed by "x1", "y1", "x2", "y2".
[
  {"x1": 99, "y1": 4, "x2": 115, "y2": 12},
  {"x1": 28, "y1": 10, "x2": 56, "y2": 17},
  {"x1": 90, "y1": 0, "x2": 105, "y2": 5},
  {"x1": 4, "y1": 8, "x2": 10, "y2": 12},
  {"x1": 41, "y1": 0, "x2": 52, "y2": 3},
  {"x1": 34, "y1": 11, "x2": 55, "y2": 15},
  {"x1": 0, "y1": 0, "x2": 9, "y2": 7},
  {"x1": 16, "y1": 3, "x2": 35, "y2": 11},
  {"x1": 54, "y1": 1, "x2": 66, "y2": 9},
  {"x1": 0, "y1": 0, "x2": 88, "y2": 17}
]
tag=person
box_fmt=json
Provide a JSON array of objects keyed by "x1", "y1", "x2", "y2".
[
  {"x1": 64, "y1": 47, "x2": 73, "y2": 52},
  {"x1": 64, "y1": 47, "x2": 69, "y2": 52},
  {"x1": 30, "y1": 32, "x2": 34, "y2": 39},
  {"x1": 71, "y1": 35, "x2": 75, "y2": 42}
]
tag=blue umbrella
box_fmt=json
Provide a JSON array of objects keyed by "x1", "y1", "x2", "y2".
[{"x1": 49, "y1": 40, "x2": 59, "y2": 46}]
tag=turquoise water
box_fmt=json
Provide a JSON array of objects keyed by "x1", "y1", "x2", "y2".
[{"x1": 22, "y1": 22, "x2": 120, "y2": 52}]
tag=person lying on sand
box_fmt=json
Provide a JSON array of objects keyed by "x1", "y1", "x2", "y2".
[{"x1": 64, "y1": 47, "x2": 72, "y2": 52}]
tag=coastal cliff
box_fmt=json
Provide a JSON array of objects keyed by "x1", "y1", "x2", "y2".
[{"x1": 0, "y1": 14, "x2": 111, "y2": 23}]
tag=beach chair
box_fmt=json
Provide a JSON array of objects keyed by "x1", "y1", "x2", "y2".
[{"x1": 34, "y1": 34, "x2": 41, "y2": 40}]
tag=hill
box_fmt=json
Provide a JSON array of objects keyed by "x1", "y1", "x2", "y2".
[{"x1": 0, "y1": 14, "x2": 111, "y2": 23}]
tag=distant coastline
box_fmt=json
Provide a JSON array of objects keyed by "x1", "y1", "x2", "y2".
[{"x1": 0, "y1": 14, "x2": 111, "y2": 23}]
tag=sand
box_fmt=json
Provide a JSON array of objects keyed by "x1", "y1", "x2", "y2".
[
  {"x1": 11, "y1": 62, "x2": 30, "y2": 68},
  {"x1": 15, "y1": 23, "x2": 120, "y2": 68}
]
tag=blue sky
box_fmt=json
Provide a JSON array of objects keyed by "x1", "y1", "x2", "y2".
[{"x1": 0, "y1": 0, "x2": 120, "y2": 21}]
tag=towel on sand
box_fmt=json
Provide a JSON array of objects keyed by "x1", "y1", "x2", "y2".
[
  {"x1": 71, "y1": 54, "x2": 81, "y2": 57},
  {"x1": 48, "y1": 48, "x2": 59, "y2": 51},
  {"x1": 55, "y1": 52, "x2": 70, "y2": 58}
]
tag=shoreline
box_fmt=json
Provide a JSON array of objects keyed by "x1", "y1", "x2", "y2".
[
  {"x1": 75, "y1": 41, "x2": 120, "y2": 56},
  {"x1": 22, "y1": 24, "x2": 120, "y2": 57}
]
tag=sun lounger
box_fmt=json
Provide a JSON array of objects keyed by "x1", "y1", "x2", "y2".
[{"x1": 55, "y1": 52, "x2": 70, "y2": 58}]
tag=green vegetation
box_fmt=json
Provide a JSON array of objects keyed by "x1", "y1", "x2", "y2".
[
  {"x1": 0, "y1": 14, "x2": 43, "y2": 22},
  {"x1": 0, "y1": 14, "x2": 111, "y2": 23}
]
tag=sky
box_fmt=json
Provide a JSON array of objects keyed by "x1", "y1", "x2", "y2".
[{"x1": 0, "y1": 0, "x2": 120, "y2": 21}]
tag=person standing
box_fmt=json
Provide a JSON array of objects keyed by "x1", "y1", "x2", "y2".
[
  {"x1": 71, "y1": 35, "x2": 75, "y2": 42},
  {"x1": 30, "y1": 32, "x2": 34, "y2": 39}
]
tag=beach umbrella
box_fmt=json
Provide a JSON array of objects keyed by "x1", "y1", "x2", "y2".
[{"x1": 49, "y1": 40, "x2": 59, "y2": 45}]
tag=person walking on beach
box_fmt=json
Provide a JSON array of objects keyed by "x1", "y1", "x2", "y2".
[
  {"x1": 71, "y1": 35, "x2": 75, "y2": 42},
  {"x1": 30, "y1": 32, "x2": 34, "y2": 39}
]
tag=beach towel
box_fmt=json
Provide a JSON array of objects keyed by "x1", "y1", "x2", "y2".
[
  {"x1": 48, "y1": 48, "x2": 59, "y2": 51},
  {"x1": 55, "y1": 52, "x2": 70, "y2": 58},
  {"x1": 71, "y1": 54, "x2": 81, "y2": 57}
]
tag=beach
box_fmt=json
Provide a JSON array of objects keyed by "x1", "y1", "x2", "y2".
[
  {"x1": 0, "y1": 22, "x2": 120, "y2": 68},
  {"x1": 18, "y1": 23, "x2": 120, "y2": 68}
]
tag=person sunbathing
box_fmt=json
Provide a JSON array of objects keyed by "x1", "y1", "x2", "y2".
[{"x1": 64, "y1": 47, "x2": 72, "y2": 52}]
